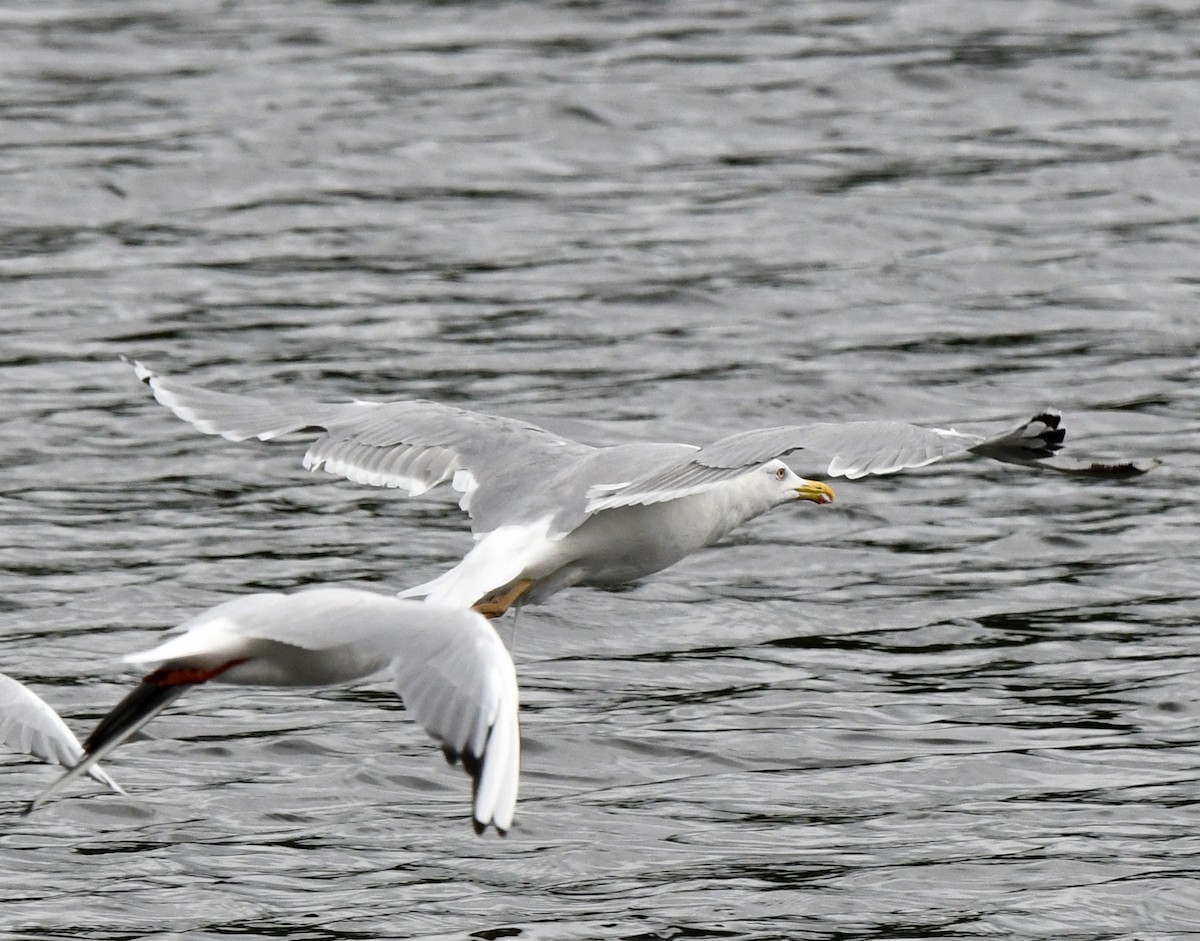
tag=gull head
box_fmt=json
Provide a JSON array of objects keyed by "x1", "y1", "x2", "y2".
[{"x1": 762, "y1": 460, "x2": 834, "y2": 506}]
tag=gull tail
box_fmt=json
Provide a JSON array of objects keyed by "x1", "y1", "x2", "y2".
[
  {"x1": 398, "y1": 520, "x2": 553, "y2": 611},
  {"x1": 397, "y1": 565, "x2": 491, "y2": 607},
  {"x1": 25, "y1": 680, "x2": 190, "y2": 814}
]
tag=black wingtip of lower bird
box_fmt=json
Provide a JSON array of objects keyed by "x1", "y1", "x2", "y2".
[
  {"x1": 442, "y1": 744, "x2": 483, "y2": 779},
  {"x1": 444, "y1": 745, "x2": 496, "y2": 835},
  {"x1": 460, "y1": 751, "x2": 482, "y2": 779}
]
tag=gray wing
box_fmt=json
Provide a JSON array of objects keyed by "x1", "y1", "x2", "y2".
[
  {"x1": 0, "y1": 673, "x2": 123, "y2": 793},
  {"x1": 128, "y1": 359, "x2": 594, "y2": 535},
  {"x1": 588, "y1": 411, "x2": 1157, "y2": 510},
  {"x1": 524, "y1": 441, "x2": 700, "y2": 536}
]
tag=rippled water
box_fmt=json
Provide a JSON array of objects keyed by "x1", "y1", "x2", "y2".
[{"x1": 2, "y1": 1, "x2": 1199, "y2": 938}]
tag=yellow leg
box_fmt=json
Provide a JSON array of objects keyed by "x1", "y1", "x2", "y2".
[{"x1": 472, "y1": 578, "x2": 534, "y2": 619}]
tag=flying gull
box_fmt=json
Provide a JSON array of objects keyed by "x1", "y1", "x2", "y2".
[
  {"x1": 26, "y1": 587, "x2": 519, "y2": 834},
  {"x1": 127, "y1": 359, "x2": 1155, "y2": 616}
]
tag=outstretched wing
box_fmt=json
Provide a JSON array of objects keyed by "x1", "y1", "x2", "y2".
[
  {"x1": 0, "y1": 673, "x2": 123, "y2": 793},
  {"x1": 588, "y1": 411, "x2": 1157, "y2": 511},
  {"x1": 385, "y1": 611, "x2": 520, "y2": 837},
  {"x1": 127, "y1": 359, "x2": 592, "y2": 535}
]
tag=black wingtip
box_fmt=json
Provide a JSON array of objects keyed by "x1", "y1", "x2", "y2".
[
  {"x1": 1025, "y1": 412, "x2": 1066, "y2": 455},
  {"x1": 460, "y1": 750, "x2": 483, "y2": 779},
  {"x1": 442, "y1": 744, "x2": 484, "y2": 780},
  {"x1": 454, "y1": 748, "x2": 497, "y2": 835},
  {"x1": 971, "y1": 411, "x2": 1073, "y2": 465},
  {"x1": 443, "y1": 741, "x2": 500, "y2": 836},
  {"x1": 1018, "y1": 410, "x2": 1159, "y2": 478}
]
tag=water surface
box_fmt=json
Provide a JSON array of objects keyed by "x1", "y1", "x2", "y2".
[{"x1": 1, "y1": 1, "x2": 1198, "y2": 939}]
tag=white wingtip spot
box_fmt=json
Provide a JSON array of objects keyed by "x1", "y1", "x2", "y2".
[{"x1": 453, "y1": 468, "x2": 479, "y2": 513}]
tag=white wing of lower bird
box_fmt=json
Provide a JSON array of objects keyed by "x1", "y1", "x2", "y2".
[
  {"x1": 26, "y1": 588, "x2": 519, "y2": 835},
  {"x1": 0, "y1": 672, "x2": 124, "y2": 794}
]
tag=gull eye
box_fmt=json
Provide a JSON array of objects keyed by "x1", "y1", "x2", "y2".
[{"x1": 774, "y1": 466, "x2": 787, "y2": 480}]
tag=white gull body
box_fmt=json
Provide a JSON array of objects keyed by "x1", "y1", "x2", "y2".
[
  {"x1": 28, "y1": 587, "x2": 519, "y2": 834},
  {"x1": 127, "y1": 359, "x2": 1155, "y2": 614}
]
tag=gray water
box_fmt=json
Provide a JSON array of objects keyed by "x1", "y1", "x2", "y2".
[{"x1": 2, "y1": 1, "x2": 1198, "y2": 938}]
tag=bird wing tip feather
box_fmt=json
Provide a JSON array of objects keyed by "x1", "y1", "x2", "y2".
[{"x1": 121, "y1": 355, "x2": 154, "y2": 385}]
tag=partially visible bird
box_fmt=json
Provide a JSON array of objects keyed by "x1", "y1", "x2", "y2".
[
  {"x1": 0, "y1": 672, "x2": 123, "y2": 794},
  {"x1": 26, "y1": 587, "x2": 519, "y2": 835}
]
